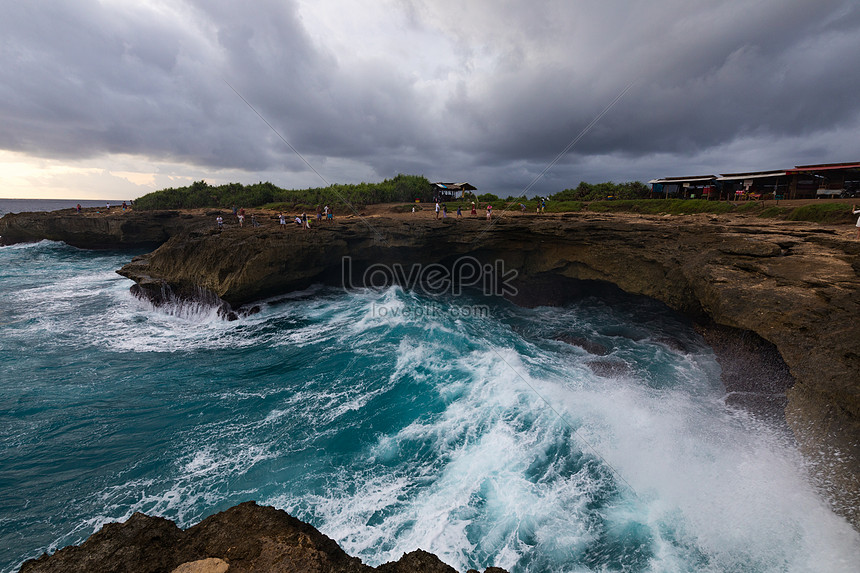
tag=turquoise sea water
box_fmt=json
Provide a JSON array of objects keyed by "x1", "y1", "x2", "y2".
[{"x1": 1, "y1": 238, "x2": 859, "y2": 572}]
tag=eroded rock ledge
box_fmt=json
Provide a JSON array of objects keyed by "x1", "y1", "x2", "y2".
[
  {"x1": 20, "y1": 502, "x2": 505, "y2": 573},
  {"x1": 4, "y1": 208, "x2": 859, "y2": 527},
  {"x1": 115, "y1": 212, "x2": 860, "y2": 527}
]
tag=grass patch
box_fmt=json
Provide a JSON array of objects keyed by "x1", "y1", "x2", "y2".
[
  {"x1": 544, "y1": 201, "x2": 584, "y2": 213},
  {"x1": 757, "y1": 206, "x2": 790, "y2": 219},
  {"x1": 587, "y1": 199, "x2": 733, "y2": 215},
  {"x1": 786, "y1": 203, "x2": 854, "y2": 223},
  {"x1": 734, "y1": 202, "x2": 766, "y2": 214}
]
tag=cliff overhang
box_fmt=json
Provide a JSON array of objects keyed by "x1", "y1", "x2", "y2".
[{"x1": 116, "y1": 212, "x2": 860, "y2": 528}]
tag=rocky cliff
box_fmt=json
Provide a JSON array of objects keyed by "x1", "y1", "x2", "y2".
[
  {"x1": 19, "y1": 502, "x2": 507, "y2": 573},
  {"x1": 116, "y1": 211, "x2": 860, "y2": 527},
  {"x1": 0, "y1": 208, "x2": 211, "y2": 249},
  {"x1": 4, "y1": 207, "x2": 860, "y2": 528}
]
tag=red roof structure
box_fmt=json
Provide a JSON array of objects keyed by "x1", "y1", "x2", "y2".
[{"x1": 786, "y1": 162, "x2": 860, "y2": 174}]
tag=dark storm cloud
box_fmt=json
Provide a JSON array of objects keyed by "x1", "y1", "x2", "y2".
[{"x1": 1, "y1": 0, "x2": 859, "y2": 197}]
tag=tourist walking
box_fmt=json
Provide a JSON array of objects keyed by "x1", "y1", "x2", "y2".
[{"x1": 853, "y1": 205, "x2": 860, "y2": 239}]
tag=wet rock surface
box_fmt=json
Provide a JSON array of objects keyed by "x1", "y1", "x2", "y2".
[{"x1": 19, "y1": 502, "x2": 505, "y2": 573}]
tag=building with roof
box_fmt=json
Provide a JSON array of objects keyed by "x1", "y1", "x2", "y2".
[
  {"x1": 431, "y1": 182, "x2": 477, "y2": 202},
  {"x1": 650, "y1": 161, "x2": 860, "y2": 200},
  {"x1": 648, "y1": 175, "x2": 717, "y2": 199},
  {"x1": 785, "y1": 162, "x2": 860, "y2": 198},
  {"x1": 716, "y1": 170, "x2": 788, "y2": 200}
]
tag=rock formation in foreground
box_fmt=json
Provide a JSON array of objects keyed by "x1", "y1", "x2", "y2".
[{"x1": 19, "y1": 502, "x2": 507, "y2": 573}]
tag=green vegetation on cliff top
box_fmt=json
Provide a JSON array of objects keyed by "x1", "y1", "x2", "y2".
[
  {"x1": 133, "y1": 174, "x2": 434, "y2": 211},
  {"x1": 133, "y1": 176, "x2": 856, "y2": 224}
]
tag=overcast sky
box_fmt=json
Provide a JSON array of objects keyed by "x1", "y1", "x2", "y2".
[{"x1": 1, "y1": 0, "x2": 859, "y2": 199}]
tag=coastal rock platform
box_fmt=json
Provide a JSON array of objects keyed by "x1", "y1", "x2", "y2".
[
  {"x1": 117, "y1": 210, "x2": 860, "y2": 528},
  {"x1": 4, "y1": 206, "x2": 860, "y2": 532},
  {"x1": 19, "y1": 502, "x2": 506, "y2": 573}
]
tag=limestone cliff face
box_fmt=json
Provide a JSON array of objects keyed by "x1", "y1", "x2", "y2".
[
  {"x1": 20, "y1": 502, "x2": 505, "y2": 573},
  {"x1": 5, "y1": 208, "x2": 860, "y2": 526},
  {"x1": 0, "y1": 208, "x2": 211, "y2": 249},
  {"x1": 117, "y1": 212, "x2": 860, "y2": 527}
]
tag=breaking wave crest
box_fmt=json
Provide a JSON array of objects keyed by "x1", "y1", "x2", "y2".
[{"x1": 1, "y1": 244, "x2": 858, "y2": 572}]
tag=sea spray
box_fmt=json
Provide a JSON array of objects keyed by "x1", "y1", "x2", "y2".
[{"x1": 1, "y1": 242, "x2": 858, "y2": 572}]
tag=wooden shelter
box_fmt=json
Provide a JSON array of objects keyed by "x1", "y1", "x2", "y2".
[
  {"x1": 648, "y1": 175, "x2": 717, "y2": 199},
  {"x1": 785, "y1": 162, "x2": 860, "y2": 199},
  {"x1": 431, "y1": 182, "x2": 477, "y2": 202},
  {"x1": 715, "y1": 170, "x2": 788, "y2": 200}
]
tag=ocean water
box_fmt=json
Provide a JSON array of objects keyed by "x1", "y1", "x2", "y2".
[{"x1": 1, "y1": 240, "x2": 859, "y2": 573}]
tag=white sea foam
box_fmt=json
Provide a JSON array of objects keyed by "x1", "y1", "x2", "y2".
[
  {"x1": 274, "y1": 310, "x2": 860, "y2": 572},
  {"x1": 5, "y1": 254, "x2": 860, "y2": 573}
]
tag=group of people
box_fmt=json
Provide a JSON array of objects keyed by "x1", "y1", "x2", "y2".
[
  {"x1": 427, "y1": 200, "x2": 504, "y2": 220},
  {"x1": 74, "y1": 200, "x2": 132, "y2": 214},
  {"x1": 430, "y1": 201, "x2": 494, "y2": 219},
  {"x1": 217, "y1": 205, "x2": 335, "y2": 231}
]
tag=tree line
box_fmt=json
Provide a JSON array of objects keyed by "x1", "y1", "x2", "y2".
[
  {"x1": 132, "y1": 175, "x2": 651, "y2": 211},
  {"x1": 132, "y1": 174, "x2": 435, "y2": 210}
]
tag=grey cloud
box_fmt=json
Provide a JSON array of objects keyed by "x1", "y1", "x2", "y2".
[{"x1": 1, "y1": 0, "x2": 859, "y2": 199}]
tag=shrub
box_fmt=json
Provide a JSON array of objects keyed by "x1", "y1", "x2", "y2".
[{"x1": 478, "y1": 193, "x2": 500, "y2": 203}]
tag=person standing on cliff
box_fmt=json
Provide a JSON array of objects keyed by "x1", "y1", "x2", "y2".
[{"x1": 853, "y1": 205, "x2": 860, "y2": 239}]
